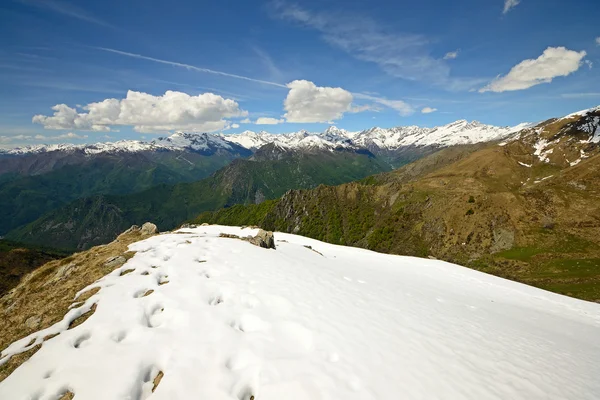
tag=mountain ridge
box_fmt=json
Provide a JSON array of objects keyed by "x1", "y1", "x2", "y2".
[{"x1": 2, "y1": 118, "x2": 529, "y2": 155}]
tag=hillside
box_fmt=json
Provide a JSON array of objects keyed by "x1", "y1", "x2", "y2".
[
  {"x1": 0, "y1": 225, "x2": 598, "y2": 398},
  {"x1": 0, "y1": 151, "x2": 245, "y2": 236},
  {"x1": 195, "y1": 107, "x2": 600, "y2": 301},
  {"x1": 0, "y1": 240, "x2": 68, "y2": 297},
  {"x1": 7, "y1": 148, "x2": 388, "y2": 250}
]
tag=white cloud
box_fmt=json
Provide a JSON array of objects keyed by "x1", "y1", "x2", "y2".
[
  {"x1": 0, "y1": 132, "x2": 88, "y2": 145},
  {"x1": 443, "y1": 50, "x2": 459, "y2": 60},
  {"x1": 596, "y1": 37, "x2": 600, "y2": 46},
  {"x1": 283, "y1": 80, "x2": 353, "y2": 123},
  {"x1": 240, "y1": 118, "x2": 252, "y2": 123},
  {"x1": 255, "y1": 117, "x2": 285, "y2": 125},
  {"x1": 421, "y1": 107, "x2": 437, "y2": 114},
  {"x1": 480, "y1": 47, "x2": 587, "y2": 93},
  {"x1": 231, "y1": 123, "x2": 240, "y2": 129},
  {"x1": 353, "y1": 93, "x2": 414, "y2": 116},
  {"x1": 503, "y1": 0, "x2": 520, "y2": 14},
  {"x1": 33, "y1": 90, "x2": 248, "y2": 133}
]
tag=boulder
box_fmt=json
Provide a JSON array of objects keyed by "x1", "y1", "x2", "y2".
[
  {"x1": 248, "y1": 229, "x2": 276, "y2": 249},
  {"x1": 140, "y1": 222, "x2": 158, "y2": 235},
  {"x1": 104, "y1": 255, "x2": 127, "y2": 269}
]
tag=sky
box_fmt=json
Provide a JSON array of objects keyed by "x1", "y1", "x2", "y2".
[{"x1": 0, "y1": 0, "x2": 599, "y2": 147}]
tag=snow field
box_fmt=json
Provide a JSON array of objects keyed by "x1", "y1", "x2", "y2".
[{"x1": 0, "y1": 225, "x2": 599, "y2": 399}]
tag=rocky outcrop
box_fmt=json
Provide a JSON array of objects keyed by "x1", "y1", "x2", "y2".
[
  {"x1": 248, "y1": 229, "x2": 276, "y2": 249},
  {"x1": 219, "y1": 229, "x2": 276, "y2": 250}
]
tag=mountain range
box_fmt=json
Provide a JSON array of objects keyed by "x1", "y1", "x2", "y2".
[
  {"x1": 2, "y1": 108, "x2": 599, "y2": 301},
  {"x1": 0, "y1": 119, "x2": 524, "y2": 246}
]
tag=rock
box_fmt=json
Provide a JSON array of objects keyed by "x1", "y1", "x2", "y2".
[
  {"x1": 140, "y1": 222, "x2": 158, "y2": 235},
  {"x1": 104, "y1": 255, "x2": 127, "y2": 269},
  {"x1": 248, "y1": 229, "x2": 276, "y2": 249},
  {"x1": 180, "y1": 223, "x2": 197, "y2": 229},
  {"x1": 25, "y1": 315, "x2": 41, "y2": 329},
  {"x1": 201, "y1": 223, "x2": 210, "y2": 226}
]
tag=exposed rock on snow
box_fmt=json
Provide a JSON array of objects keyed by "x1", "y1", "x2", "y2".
[{"x1": 0, "y1": 226, "x2": 599, "y2": 399}]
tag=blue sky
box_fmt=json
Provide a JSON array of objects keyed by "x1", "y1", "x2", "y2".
[{"x1": 1, "y1": 0, "x2": 599, "y2": 147}]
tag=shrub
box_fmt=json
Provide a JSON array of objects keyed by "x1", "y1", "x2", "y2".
[
  {"x1": 468, "y1": 195, "x2": 475, "y2": 203},
  {"x1": 465, "y1": 209, "x2": 474, "y2": 216}
]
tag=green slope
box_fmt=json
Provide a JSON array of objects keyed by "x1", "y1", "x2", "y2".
[
  {"x1": 0, "y1": 152, "x2": 237, "y2": 235},
  {"x1": 7, "y1": 150, "x2": 389, "y2": 250}
]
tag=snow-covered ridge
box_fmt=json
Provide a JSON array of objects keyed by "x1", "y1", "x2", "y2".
[
  {"x1": 1, "y1": 119, "x2": 527, "y2": 155},
  {"x1": 0, "y1": 225, "x2": 598, "y2": 399}
]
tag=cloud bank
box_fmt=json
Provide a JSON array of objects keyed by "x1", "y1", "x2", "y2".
[{"x1": 33, "y1": 90, "x2": 247, "y2": 133}]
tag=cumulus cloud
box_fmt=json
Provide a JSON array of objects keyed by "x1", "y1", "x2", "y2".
[
  {"x1": 421, "y1": 107, "x2": 437, "y2": 114},
  {"x1": 596, "y1": 37, "x2": 600, "y2": 46},
  {"x1": 503, "y1": 0, "x2": 520, "y2": 14},
  {"x1": 33, "y1": 90, "x2": 247, "y2": 133},
  {"x1": 443, "y1": 50, "x2": 459, "y2": 60},
  {"x1": 231, "y1": 123, "x2": 240, "y2": 129},
  {"x1": 240, "y1": 118, "x2": 252, "y2": 123},
  {"x1": 255, "y1": 117, "x2": 284, "y2": 125},
  {"x1": 283, "y1": 80, "x2": 354, "y2": 123},
  {"x1": 480, "y1": 47, "x2": 587, "y2": 93}
]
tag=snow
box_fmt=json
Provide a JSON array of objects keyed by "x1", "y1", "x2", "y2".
[
  {"x1": 1, "y1": 226, "x2": 599, "y2": 399},
  {"x1": 517, "y1": 161, "x2": 532, "y2": 168},
  {"x1": 2, "y1": 120, "x2": 529, "y2": 155}
]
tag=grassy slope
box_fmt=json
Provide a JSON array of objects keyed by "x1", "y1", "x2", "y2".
[
  {"x1": 6, "y1": 151, "x2": 389, "y2": 250},
  {"x1": 0, "y1": 240, "x2": 69, "y2": 297}
]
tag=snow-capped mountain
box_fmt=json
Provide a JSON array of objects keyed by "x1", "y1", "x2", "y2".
[
  {"x1": 500, "y1": 105, "x2": 600, "y2": 168},
  {"x1": 1, "y1": 225, "x2": 598, "y2": 399},
  {"x1": 1, "y1": 120, "x2": 528, "y2": 156},
  {"x1": 1, "y1": 131, "x2": 242, "y2": 156}
]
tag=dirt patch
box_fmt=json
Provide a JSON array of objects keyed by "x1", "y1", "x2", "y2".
[
  {"x1": 119, "y1": 268, "x2": 135, "y2": 276},
  {"x1": 58, "y1": 390, "x2": 75, "y2": 400},
  {"x1": 68, "y1": 303, "x2": 97, "y2": 330},
  {"x1": 152, "y1": 370, "x2": 164, "y2": 392}
]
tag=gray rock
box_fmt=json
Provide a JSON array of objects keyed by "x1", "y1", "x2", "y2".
[
  {"x1": 104, "y1": 255, "x2": 127, "y2": 269},
  {"x1": 25, "y1": 315, "x2": 41, "y2": 329},
  {"x1": 248, "y1": 229, "x2": 276, "y2": 249},
  {"x1": 140, "y1": 222, "x2": 158, "y2": 235}
]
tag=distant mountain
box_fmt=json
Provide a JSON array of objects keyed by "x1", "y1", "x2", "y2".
[
  {"x1": 2, "y1": 119, "x2": 525, "y2": 162},
  {"x1": 194, "y1": 106, "x2": 600, "y2": 302},
  {"x1": 0, "y1": 119, "x2": 526, "y2": 236},
  {"x1": 6, "y1": 146, "x2": 388, "y2": 250}
]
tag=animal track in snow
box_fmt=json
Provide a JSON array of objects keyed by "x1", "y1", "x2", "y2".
[
  {"x1": 134, "y1": 366, "x2": 164, "y2": 400},
  {"x1": 73, "y1": 332, "x2": 91, "y2": 349},
  {"x1": 208, "y1": 296, "x2": 224, "y2": 306},
  {"x1": 111, "y1": 331, "x2": 127, "y2": 343},
  {"x1": 230, "y1": 314, "x2": 269, "y2": 333},
  {"x1": 134, "y1": 289, "x2": 154, "y2": 298},
  {"x1": 144, "y1": 305, "x2": 165, "y2": 328}
]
